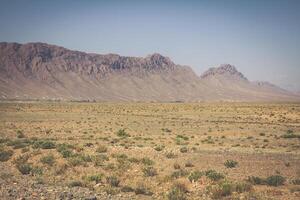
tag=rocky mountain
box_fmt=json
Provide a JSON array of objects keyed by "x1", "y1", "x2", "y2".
[{"x1": 0, "y1": 42, "x2": 299, "y2": 102}]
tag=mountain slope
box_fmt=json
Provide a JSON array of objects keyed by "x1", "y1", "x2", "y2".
[{"x1": 0, "y1": 42, "x2": 299, "y2": 102}]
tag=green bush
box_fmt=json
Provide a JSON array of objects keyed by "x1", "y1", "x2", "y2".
[
  {"x1": 224, "y1": 160, "x2": 238, "y2": 168},
  {"x1": 141, "y1": 157, "x2": 154, "y2": 166},
  {"x1": 188, "y1": 171, "x2": 204, "y2": 182},
  {"x1": 87, "y1": 174, "x2": 103, "y2": 183},
  {"x1": 171, "y1": 169, "x2": 189, "y2": 179},
  {"x1": 40, "y1": 154, "x2": 55, "y2": 166},
  {"x1": 0, "y1": 149, "x2": 13, "y2": 162},
  {"x1": 56, "y1": 143, "x2": 74, "y2": 158},
  {"x1": 266, "y1": 175, "x2": 285, "y2": 186},
  {"x1": 106, "y1": 176, "x2": 120, "y2": 187},
  {"x1": 116, "y1": 129, "x2": 130, "y2": 137},
  {"x1": 17, "y1": 163, "x2": 32, "y2": 175},
  {"x1": 33, "y1": 140, "x2": 56, "y2": 149},
  {"x1": 205, "y1": 170, "x2": 224, "y2": 181},
  {"x1": 167, "y1": 185, "x2": 187, "y2": 200}
]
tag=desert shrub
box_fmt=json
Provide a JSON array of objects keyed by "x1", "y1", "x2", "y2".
[
  {"x1": 93, "y1": 154, "x2": 109, "y2": 166},
  {"x1": 179, "y1": 146, "x2": 188, "y2": 153},
  {"x1": 56, "y1": 143, "x2": 74, "y2": 158},
  {"x1": 247, "y1": 175, "x2": 285, "y2": 186},
  {"x1": 0, "y1": 149, "x2": 13, "y2": 162},
  {"x1": 171, "y1": 169, "x2": 189, "y2": 179},
  {"x1": 7, "y1": 139, "x2": 31, "y2": 149},
  {"x1": 141, "y1": 157, "x2": 154, "y2": 166},
  {"x1": 176, "y1": 135, "x2": 189, "y2": 141},
  {"x1": 282, "y1": 133, "x2": 300, "y2": 139},
  {"x1": 121, "y1": 186, "x2": 134, "y2": 192},
  {"x1": 87, "y1": 174, "x2": 103, "y2": 183},
  {"x1": 173, "y1": 163, "x2": 181, "y2": 169},
  {"x1": 96, "y1": 145, "x2": 107, "y2": 153},
  {"x1": 143, "y1": 166, "x2": 157, "y2": 177},
  {"x1": 166, "y1": 152, "x2": 177, "y2": 159},
  {"x1": 17, "y1": 130, "x2": 25, "y2": 138},
  {"x1": 69, "y1": 180, "x2": 84, "y2": 187},
  {"x1": 185, "y1": 161, "x2": 194, "y2": 167},
  {"x1": 154, "y1": 145, "x2": 164, "y2": 151},
  {"x1": 235, "y1": 182, "x2": 252, "y2": 193},
  {"x1": 134, "y1": 184, "x2": 153, "y2": 195},
  {"x1": 106, "y1": 176, "x2": 120, "y2": 187},
  {"x1": 209, "y1": 181, "x2": 233, "y2": 199},
  {"x1": 188, "y1": 170, "x2": 204, "y2": 182},
  {"x1": 291, "y1": 179, "x2": 300, "y2": 185},
  {"x1": 247, "y1": 176, "x2": 265, "y2": 185},
  {"x1": 31, "y1": 166, "x2": 43, "y2": 176},
  {"x1": 68, "y1": 153, "x2": 92, "y2": 167},
  {"x1": 265, "y1": 175, "x2": 285, "y2": 186},
  {"x1": 16, "y1": 163, "x2": 32, "y2": 175},
  {"x1": 116, "y1": 129, "x2": 130, "y2": 137},
  {"x1": 33, "y1": 140, "x2": 56, "y2": 149},
  {"x1": 40, "y1": 154, "x2": 55, "y2": 166},
  {"x1": 128, "y1": 157, "x2": 140, "y2": 163},
  {"x1": 205, "y1": 170, "x2": 224, "y2": 181},
  {"x1": 167, "y1": 184, "x2": 187, "y2": 200},
  {"x1": 224, "y1": 160, "x2": 238, "y2": 168}
]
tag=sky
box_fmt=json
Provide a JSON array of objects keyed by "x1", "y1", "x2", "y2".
[{"x1": 0, "y1": 0, "x2": 300, "y2": 92}]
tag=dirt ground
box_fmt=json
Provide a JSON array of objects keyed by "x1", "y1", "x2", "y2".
[{"x1": 0, "y1": 101, "x2": 299, "y2": 199}]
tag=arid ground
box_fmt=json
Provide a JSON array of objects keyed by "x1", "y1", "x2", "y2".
[{"x1": 0, "y1": 102, "x2": 299, "y2": 199}]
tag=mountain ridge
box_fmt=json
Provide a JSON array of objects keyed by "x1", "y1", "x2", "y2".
[{"x1": 0, "y1": 42, "x2": 299, "y2": 102}]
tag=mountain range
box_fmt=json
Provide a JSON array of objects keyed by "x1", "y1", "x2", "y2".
[{"x1": 0, "y1": 42, "x2": 299, "y2": 102}]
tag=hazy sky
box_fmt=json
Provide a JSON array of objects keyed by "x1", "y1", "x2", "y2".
[{"x1": 0, "y1": 0, "x2": 300, "y2": 91}]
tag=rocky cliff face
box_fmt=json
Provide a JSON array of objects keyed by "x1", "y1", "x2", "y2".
[{"x1": 0, "y1": 42, "x2": 299, "y2": 102}]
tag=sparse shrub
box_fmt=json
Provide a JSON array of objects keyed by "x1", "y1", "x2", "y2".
[
  {"x1": 171, "y1": 169, "x2": 189, "y2": 179},
  {"x1": 141, "y1": 157, "x2": 154, "y2": 166},
  {"x1": 167, "y1": 184, "x2": 187, "y2": 200},
  {"x1": 174, "y1": 163, "x2": 181, "y2": 169},
  {"x1": 247, "y1": 175, "x2": 285, "y2": 186},
  {"x1": 247, "y1": 176, "x2": 265, "y2": 185},
  {"x1": 205, "y1": 170, "x2": 224, "y2": 181},
  {"x1": 176, "y1": 135, "x2": 189, "y2": 141},
  {"x1": 69, "y1": 180, "x2": 84, "y2": 187},
  {"x1": 31, "y1": 166, "x2": 43, "y2": 176},
  {"x1": 154, "y1": 145, "x2": 164, "y2": 151},
  {"x1": 106, "y1": 175, "x2": 120, "y2": 187},
  {"x1": 7, "y1": 139, "x2": 31, "y2": 149},
  {"x1": 134, "y1": 184, "x2": 153, "y2": 195},
  {"x1": 143, "y1": 166, "x2": 157, "y2": 177},
  {"x1": 128, "y1": 157, "x2": 140, "y2": 163},
  {"x1": 235, "y1": 182, "x2": 252, "y2": 193},
  {"x1": 166, "y1": 152, "x2": 177, "y2": 159},
  {"x1": 17, "y1": 163, "x2": 32, "y2": 175},
  {"x1": 96, "y1": 145, "x2": 107, "y2": 153},
  {"x1": 56, "y1": 143, "x2": 74, "y2": 158},
  {"x1": 40, "y1": 154, "x2": 55, "y2": 166},
  {"x1": 224, "y1": 160, "x2": 238, "y2": 168},
  {"x1": 116, "y1": 129, "x2": 130, "y2": 137},
  {"x1": 17, "y1": 130, "x2": 25, "y2": 138},
  {"x1": 209, "y1": 181, "x2": 233, "y2": 199},
  {"x1": 179, "y1": 146, "x2": 188, "y2": 153},
  {"x1": 291, "y1": 179, "x2": 300, "y2": 185},
  {"x1": 188, "y1": 170, "x2": 204, "y2": 182},
  {"x1": 33, "y1": 140, "x2": 56, "y2": 149},
  {"x1": 185, "y1": 161, "x2": 194, "y2": 167},
  {"x1": 121, "y1": 186, "x2": 134, "y2": 192},
  {"x1": 266, "y1": 175, "x2": 285, "y2": 186},
  {"x1": 87, "y1": 174, "x2": 103, "y2": 183},
  {"x1": 0, "y1": 149, "x2": 13, "y2": 162},
  {"x1": 93, "y1": 154, "x2": 109, "y2": 166}
]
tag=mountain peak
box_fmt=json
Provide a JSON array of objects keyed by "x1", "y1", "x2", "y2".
[{"x1": 200, "y1": 64, "x2": 247, "y2": 80}]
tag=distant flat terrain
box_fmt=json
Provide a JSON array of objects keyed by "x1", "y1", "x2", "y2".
[{"x1": 0, "y1": 102, "x2": 300, "y2": 199}]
